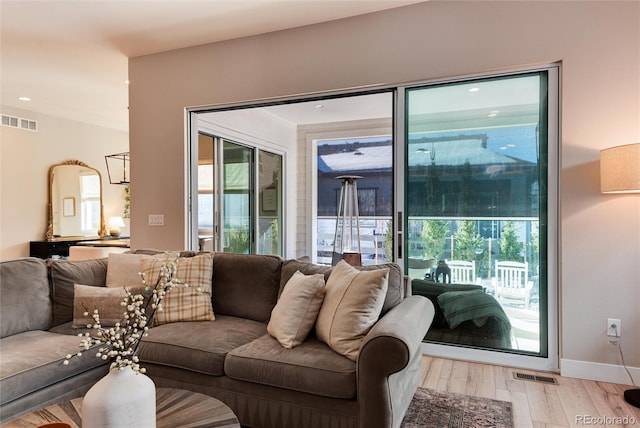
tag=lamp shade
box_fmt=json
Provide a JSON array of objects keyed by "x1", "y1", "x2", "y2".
[
  {"x1": 108, "y1": 216, "x2": 126, "y2": 228},
  {"x1": 600, "y1": 143, "x2": 640, "y2": 194}
]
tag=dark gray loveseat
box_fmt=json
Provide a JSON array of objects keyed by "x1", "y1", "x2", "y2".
[{"x1": 0, "y1": 253, "x2": 434, "y2": 428}]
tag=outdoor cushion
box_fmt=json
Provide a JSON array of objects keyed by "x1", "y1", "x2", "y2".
[
  {"x1": 0, "y1": 330, "x2": 107, "y2": 405},
  {"x1": 225, "y1": 334, "x2": 356, "y2": 399},
  {"x1": 0, "y1": 258, "x2": 50, "y2": 338},
  {"x1": 411, "y1": 279, "x2": 483, "y2": 328},
  {"x1": 136, "y1": 315, "x2": 266, "y2": 376}
]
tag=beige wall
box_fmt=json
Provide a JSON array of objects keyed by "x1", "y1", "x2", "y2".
[
  {"x1": 0, "y1": 106, "x2": 129, "y2": 260},
  {"x1": 129, "y1": 2, "x2": 639, "y2": 378}
]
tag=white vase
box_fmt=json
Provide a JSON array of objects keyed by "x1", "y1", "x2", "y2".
[{"x1": 82, "y1": 366, "x2": 156, "y2": 428}]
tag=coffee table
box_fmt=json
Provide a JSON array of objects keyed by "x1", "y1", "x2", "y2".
[{"x1": 1, "y1": 388, "x2": 240, "y2": 427}]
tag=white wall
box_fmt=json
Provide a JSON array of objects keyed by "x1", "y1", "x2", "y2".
[
  {"x1": 0, "y1": 106, "x2": 129, "y2": 260},
  {"x1": 128, "y1": 1, "x2": 639, "y2": 379}
]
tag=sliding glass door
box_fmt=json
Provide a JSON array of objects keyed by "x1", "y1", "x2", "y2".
[
  {"x1": 194, "y1": 133, "x2": 283, "y2": 256},
  {"x1": 404, "y1": 71, "x2": 555, "y2": 358}
]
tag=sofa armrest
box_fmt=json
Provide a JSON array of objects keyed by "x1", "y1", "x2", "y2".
[{"x1": 356, "y1": 295, "x2": 434, "y2": 428}]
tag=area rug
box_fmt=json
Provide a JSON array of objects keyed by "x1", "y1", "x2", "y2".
[{"x1": 401, "y1": 387, "x2": 514, "y2": 428}]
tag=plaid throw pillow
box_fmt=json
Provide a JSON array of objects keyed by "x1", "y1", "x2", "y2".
[{"x1": 141, "y1": 253, "x2": 215, "y2": 325}]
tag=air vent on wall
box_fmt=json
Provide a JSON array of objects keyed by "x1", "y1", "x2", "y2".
[
  {"x1": 1, "y1": 114, "x2": 38, "y2": 132},
  {"x1": 513, "y1": 372, "x2": 557, "y2": 384}
]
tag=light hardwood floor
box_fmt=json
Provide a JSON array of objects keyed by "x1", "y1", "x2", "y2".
[{"x1": 420, "y1": 356, "x2": 640, "y2": 428}]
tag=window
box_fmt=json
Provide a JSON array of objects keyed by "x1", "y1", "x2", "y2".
[
  {"x1": 316, "y1": 136, "x2": 393, "y2": 265},
  {"x1": 80, "y1": 173, "x2": 100, "y2": 235}
]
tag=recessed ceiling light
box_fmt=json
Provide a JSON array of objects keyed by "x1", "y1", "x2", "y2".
[
  {"x1": 17, "y1": 96, "x2": 31, "y2": 101},
  {"x1": 124, "y1": 80, "x2": 130, "y2": 85},
  {"x1": 469, "y1": 87, "x2": 480, "y2": 92},
  {"x1": 314, "y1": 104, "x2": 324, "y2": 109},
  {"x1": 488, "y1": 110, "x2": 499, "y2": 117}
]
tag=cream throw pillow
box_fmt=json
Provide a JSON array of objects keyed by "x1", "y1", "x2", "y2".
[
  {"x1": 267, "y1": 270, "x2": 326, "y2": 349},
  {"x1": 315, "y1": 260, "x2": 389, "y2": 361},
  {"x1": 141, "y1": 253, "x2": 214, "y2": 325},
  {"x1": 105, "y1": 253, "x2": 149, "y2": 288}
]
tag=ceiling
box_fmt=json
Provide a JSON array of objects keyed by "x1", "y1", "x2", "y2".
[{"x1": 0, "y1": 0, "x2": 425, "y2": 132}]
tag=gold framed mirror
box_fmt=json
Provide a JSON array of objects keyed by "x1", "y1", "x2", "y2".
[{"x1": 46, "y1": 160, "x2": 107, "y2": 239}]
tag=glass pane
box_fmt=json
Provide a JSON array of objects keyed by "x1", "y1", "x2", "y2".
[
  {"x1": 258, "y1": 151, "x2": 282, "y2": 256},
  {"x1": 223, "y1": 141, "x2": 253, "y2": 253},
  {"x1": 197, "y1": 134, "x2": 215, "y2": 251},
  {"x1": 317, "y1": 137, "x2": 393, "y2": 265},
  {"x1": 80, "y1": 174, "x2": 100, "y2": 235},
  {"x1": 406, "y1": 73, "x2": 547, "y2": 355}
]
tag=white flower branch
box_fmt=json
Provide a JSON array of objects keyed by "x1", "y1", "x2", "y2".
[{"x1": 64, "y1": 254, "x2": 188, "y2": 373}]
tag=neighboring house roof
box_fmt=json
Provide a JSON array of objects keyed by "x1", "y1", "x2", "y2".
[
  {"x1": 319, "y1": 145, "x2": 392, "y2": 173},
  {"x1": 319, "y1": 139, "x2": 531, "y2": 174},
  {"x1": 409, "y1": 139, "x2": 523, "y2": 167}
]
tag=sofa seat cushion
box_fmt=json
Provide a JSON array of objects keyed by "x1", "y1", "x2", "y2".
[
  {"x1": 136, "y1": 315, "x2": 266, "y2": 376},
  {"x1": 225, "y1": 334, "x2": 356, "y2": 399},
  {"x1": 0, "y1": 330, "x2": 107, "y2": 405}
]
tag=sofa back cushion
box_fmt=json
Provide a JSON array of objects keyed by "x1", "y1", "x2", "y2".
[
  {"x1": 0, "y1": 258, "x2": 51, "y2": 338},
  {"x1": 280, "y1": 259, "x2": 404, "y2": 316},
  {"x1": 212, "y1": 253, "x2": 282, "y2": 322},
  {"x1": 49, "y1": 258, "x2": 108, "y2": 326}
]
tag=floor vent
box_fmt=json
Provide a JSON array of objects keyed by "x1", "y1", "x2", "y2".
[
  {"x1": 1, "y1": 114, "x2": 38, "y2": 132},
  {"x1": 513, "y1": 372, "x2": 557, "y2": 384}
]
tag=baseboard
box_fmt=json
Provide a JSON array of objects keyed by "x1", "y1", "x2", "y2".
[
  {"x1": 561, "y1": 358, "x2": 640, "y2": 385},
  {"x1": 422, "y1": 342, "x2": 559, "y2": 372}
]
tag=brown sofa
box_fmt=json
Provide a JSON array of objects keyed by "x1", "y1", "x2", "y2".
[{"x1": 0, "y1": 253, "x2": 435, "y2": 428}]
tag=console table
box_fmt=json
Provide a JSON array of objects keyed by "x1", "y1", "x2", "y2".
[{"x1": 29, "y1": 237, "x2": 130, "y2": 259}]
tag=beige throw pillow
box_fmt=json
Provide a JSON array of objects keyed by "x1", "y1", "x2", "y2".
[
  {"x1": 267, "y1": 270, "x2": 326, "y2": 349},
  {"x1": 141, "y1": 253, "x2": 215, "y2": 325},
  {"x1": 315, "y1": 260, "x2": 389, "y2": 361},
  {"x1": 72, "y1": 284, "x2": 128, "y2": 327}
]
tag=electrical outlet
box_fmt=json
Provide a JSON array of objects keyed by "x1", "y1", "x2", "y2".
[
  {"x1": 607, "y1": 318, "x2": 621, "y2": 337},
  {"x1": 148, "y1": 214, "x2": 164, "y2": 226}
]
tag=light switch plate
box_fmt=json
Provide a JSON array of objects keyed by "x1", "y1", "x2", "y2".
[{"x1": 148, "y1": 214, "x2": 164, "y2": 226}]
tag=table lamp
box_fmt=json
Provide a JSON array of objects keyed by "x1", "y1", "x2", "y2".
[{"x1": 108, "y1": 216, "x2": 126, "y2": 237}]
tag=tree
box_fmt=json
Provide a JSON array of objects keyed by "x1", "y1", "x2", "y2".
[
  {"x1": 383, "y1": 220, "x2": 394, "y2": 261},
  {"x1": 422, "y1": 220, "x2": 448, "y2": 259},
  {"x1": 500, "y1": 221, "x2": 522, "y2": 261},
  {"x1": 455, "y1": 220, "x2": 483, "y2": 261}
]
